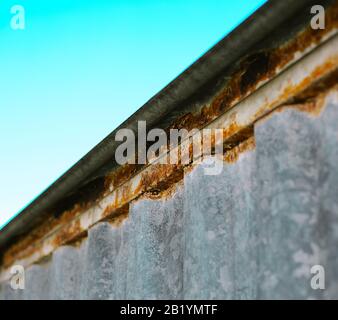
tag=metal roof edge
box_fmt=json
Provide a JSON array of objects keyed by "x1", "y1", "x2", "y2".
[{"x1": 0, "y1": 0, "x2": 329, "y2": 251}]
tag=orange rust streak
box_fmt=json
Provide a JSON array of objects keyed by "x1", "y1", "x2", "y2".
[
  {"x1": 169, "y1": 3, "x2": 338, "y2": 134},
  {"x1": 277, "y1": 70, "x2": 338, "y2": 117},
  {"x1": 224, "y1": 136, "x2": 256, "y2": 164},
  {"x1": 253, "y1": 60, "x2": 338, "y2": 121}
]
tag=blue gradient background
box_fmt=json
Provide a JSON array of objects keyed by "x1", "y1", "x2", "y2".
[{"x1": 0, "y1": 0, "x2": 266, "y2": 228}]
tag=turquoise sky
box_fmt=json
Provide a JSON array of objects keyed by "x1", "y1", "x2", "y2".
[{"x1": 0, "y1": 0, "x2": 266, "y2": 228}]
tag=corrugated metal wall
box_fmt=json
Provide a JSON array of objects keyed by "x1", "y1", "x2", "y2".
[{"x1": 1, "y1": 92, "x2": 337, "y2": 300}]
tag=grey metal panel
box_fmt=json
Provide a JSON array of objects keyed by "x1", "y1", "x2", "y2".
[
  {"x1": 22, "y1": 263, "x2": 51, "y2": 300},
  {"x1": 183, "y1": 153, "x2": 257, "y2": 299},
  {"x1": 126, "y1": 188, "x2": 184, "y2": 299},
  {"x1": 317, "y1": 97, "x2": 338, "y2": 299},
  {"x1": 114, "y1": 219, "x2": 130, "y2": 299},
  {"x1": 255, "y1": 109, "x2": 325, "y2": 299},
  {"x1": 1, "y1": 96, "x2": 338, "y2": 300},
  {"x1": 83, "y1": 222, "x2": 121, "y2": 300},
  {"x1": 49, "y1": 246, "x2": 83, "y2": 300},
  {"x1": 3, "y1": 281, "x2": 24, "y2": 300},
  {"x1": 254, "y1": 95, "x2": 338, "y2": 299},
  {"x1": 0, "y1": 284, "x2": 3, "y2": 300}
]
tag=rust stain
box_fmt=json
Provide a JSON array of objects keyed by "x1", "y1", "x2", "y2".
[
  {"x1": 252, "y1": 58, "x2": 338, "y2": 123},
  {"x1": 170, "y1": 2, "x2": 338, "y2": 133},
  {"x1": 282, "y1": 69, "x2": 338, "y2": 116},
  {"x1": 105, "y1": 164, "x2": 142, "y2": 192},
  {"x1": 1, "y1": 204, "x2": 85, "y2": 268},
  {"x1": 142, "y1": 165, "x2": 185, "y2": 200},
  {"x1": 102, "y1": 3, "x2": 338, "y2": 201},
  {"x1": 251, "y1": 67, "x2": 338, "y2": 136},
  {"x1": 224, "y1": 136, "x2": 256, "y2": 163},
  {"x1": 51, "y1": 219, "x2": 84, "y2": 249},
  {"x1": 103, "y1": 205, "x2": 129, "y2": 227},
  {"x1": 50, "y1": 203, "x2": 129, "y2": 254}
]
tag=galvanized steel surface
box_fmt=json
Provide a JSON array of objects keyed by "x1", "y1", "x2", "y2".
[{"x1": 1, "y1": 92, "x2": 338, "y2": 299}]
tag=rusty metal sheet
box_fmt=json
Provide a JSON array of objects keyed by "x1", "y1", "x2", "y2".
[{"x1": 1, "y1": 29, "x2": 337, "y2": 282}]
